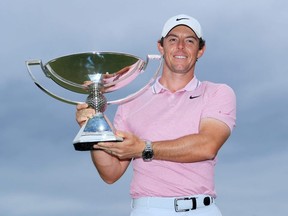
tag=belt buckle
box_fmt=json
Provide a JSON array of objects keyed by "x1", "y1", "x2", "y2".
[{"x1": 174, "y1": 197, "x2": 196, "y2": 212}]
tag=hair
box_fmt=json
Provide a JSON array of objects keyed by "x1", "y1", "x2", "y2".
[{"x1": 158, "y1": 37, "x2": 206, "y2": 50}]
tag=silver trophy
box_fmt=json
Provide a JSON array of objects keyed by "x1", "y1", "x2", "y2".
[{"x1": 26, "y1": 52, "x2": 162, "y2": 151}]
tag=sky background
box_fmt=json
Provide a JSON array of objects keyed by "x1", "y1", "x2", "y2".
[{"x1": 1, "y1": 0, "x2": 287, "y2": 215}]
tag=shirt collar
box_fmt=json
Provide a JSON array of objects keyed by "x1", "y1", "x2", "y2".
[{"x1": 152, "y1": 76, "x2": 200, "y2": 94}]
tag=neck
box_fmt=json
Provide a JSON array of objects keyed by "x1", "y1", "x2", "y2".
[{"x1": 159, "y1": 72, "x2": 194, "y2": 93}]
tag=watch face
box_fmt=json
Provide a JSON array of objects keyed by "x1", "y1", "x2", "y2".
[{"x1": 143, "y1": 150, "x2": 153, "y2": 160}]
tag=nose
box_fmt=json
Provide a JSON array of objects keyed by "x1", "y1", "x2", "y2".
[{"x1": 177, "y1": 39, "x2": 185, "y2": 49}]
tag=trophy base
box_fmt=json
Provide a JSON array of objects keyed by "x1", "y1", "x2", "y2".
[
  {"x1": 73, "y1": 138, "x2": 123, "y2": 151},
  {"x1": 73, "y1": 113, "x2": 123, "y2": 151}
]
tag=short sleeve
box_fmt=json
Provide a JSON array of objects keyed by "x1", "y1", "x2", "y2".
[{"x1": 201, "y1": 83, "x2": 236, "y2": 132}]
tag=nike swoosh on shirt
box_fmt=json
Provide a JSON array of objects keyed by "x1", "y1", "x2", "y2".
[{"x1": 189, "y1": 95, "x2": 200, "y2": 99}]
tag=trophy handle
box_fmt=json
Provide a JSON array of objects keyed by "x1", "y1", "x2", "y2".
[
  {"x1": 25, "y1": 60, "x2": 82, "y2": 105},
  {"x1": 107, "y1": 55, "x2": 163, "y2": 105}
]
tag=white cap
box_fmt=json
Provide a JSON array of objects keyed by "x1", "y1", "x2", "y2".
[{"x1": 161, "y1": 14, "x2": 203, "y2": 39}]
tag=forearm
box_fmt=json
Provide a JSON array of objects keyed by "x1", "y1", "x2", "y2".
[
  {"x1": 152, "y1": 119, "x2": 230, "y2": 163},
  {"x1": 90, "y1": 150, "x2": 130, "y2": 184},
  {"x1": 152, "y1": 134, "x2": 218, "y2": 163}
]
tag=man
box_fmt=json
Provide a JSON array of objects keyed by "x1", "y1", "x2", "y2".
[{"x1": 76, "y1": 14, "x2": 236, "y2": 216}]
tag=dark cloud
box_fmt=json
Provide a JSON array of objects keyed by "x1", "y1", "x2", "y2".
[{"x1": 1, "y1": 0, "x2": 288, "y2": 215}]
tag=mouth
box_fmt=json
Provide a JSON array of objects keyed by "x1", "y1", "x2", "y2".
[{"x1": 174, "y1": 55, "x2": 187, "y2": 59}]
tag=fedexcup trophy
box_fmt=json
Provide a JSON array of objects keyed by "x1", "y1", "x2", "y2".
[{"x1": 26, "y1": 52, "x2": 162, "y2": 151}]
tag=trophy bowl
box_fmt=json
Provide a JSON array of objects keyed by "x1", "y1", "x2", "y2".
[{"x1": 26, "y1": 52, "x2": 162, "y2": 151}]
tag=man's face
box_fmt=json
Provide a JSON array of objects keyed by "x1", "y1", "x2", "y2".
[{"x1": 158, "y1": 25, "x2": 205, "y2": 75}]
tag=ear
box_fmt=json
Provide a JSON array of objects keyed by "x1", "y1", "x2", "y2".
[
  {"x1": 157, "y1": 42, "x2": 164, "y2": 55},
  {"x1": 197, "y1": 45, "x2": 206, "y2": 59}
]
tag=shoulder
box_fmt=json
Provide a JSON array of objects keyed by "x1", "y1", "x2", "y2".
[{"x1": 199, "y1": 81, "x2": 236, "y2": 98}]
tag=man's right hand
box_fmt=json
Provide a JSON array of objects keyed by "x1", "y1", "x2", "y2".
[{"x1": 75, "y1": 103, "x2": 95, "y2": 127}]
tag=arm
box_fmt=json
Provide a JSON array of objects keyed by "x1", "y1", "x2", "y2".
[
  {"x1": 75, "y1": 103, "x2": 130, "y2": 184},
  {"x1": 152, "y1": 117, "x2": 231, "y2": 163},
  {"x1": 76, "y1": 96, "x2": 232, "y2": 179},
  {"x1": 152, "y1": 83, "x2": 236, "y2": 162},
  {"x1": 96, "y1": 117, "x2": 231, "y2": 163},
  {"x1": 90, "y1": 150, "x2": 131, "y2": 184},
  {"x1": 96, "y1": 83, "x2": 235, "y2": 163}
]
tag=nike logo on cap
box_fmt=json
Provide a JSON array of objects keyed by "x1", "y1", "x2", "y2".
[{"x1": 176, "y1": 18, "x2": 189, "y2": 21}]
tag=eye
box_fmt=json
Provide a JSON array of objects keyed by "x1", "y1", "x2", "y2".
[
  {"x1": 168, "y1": 37, "x2": 177, "y2": 43},
  {"x1": 186, "y1": 39, "x2": 195, "y2": 44}
]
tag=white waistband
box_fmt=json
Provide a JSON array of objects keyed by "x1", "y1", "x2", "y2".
[{"x1": 132, "y1": 195, "x2": 214, "y2": 212}]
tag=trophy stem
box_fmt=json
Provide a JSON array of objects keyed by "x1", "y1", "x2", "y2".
[
  {"x1": 73, "y1": 80, "x2": 123, "y2": 151},
  {"x1": 86, "y1": 81, "x2": 107, "y2": 113}
]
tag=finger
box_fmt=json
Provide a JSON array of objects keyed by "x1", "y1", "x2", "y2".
[
  {"x1": 94, "y1": 145, "x2": 116, "y2": 156},
  {"x1": 92, "y1": 144, "x2": 109, "y2": 152},
  {"x1": 98, "y1": 142, "x2": 121, "y2": 155},
  {"x1": 83, "y1": 81, "x2": 93, "y2": 87},
  {"x1": 76, "y1": 103, "x2": 89, "y2": 110},
  {"x1": 92, "y1": 144, "x2": 103, "y2": 150},
  {"x1": 97, "y1": 142, "x2": 114, "y2": 148},
  {"x1": 95, "y1": 143, "x2": 107, "y2": 153},
  {"x1": 77, "y1": 108, "x2": 95, "y2": 119},
  {"x1": 76, "y1": 110, "x2": 95, "y2": 127},
  {"x1": 115, "y1": 130, "x2": 127, "y2": 139}
]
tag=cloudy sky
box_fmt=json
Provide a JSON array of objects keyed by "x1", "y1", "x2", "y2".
[{"x1": 1, "y1": 0, "x2": 287, "y2": 215}]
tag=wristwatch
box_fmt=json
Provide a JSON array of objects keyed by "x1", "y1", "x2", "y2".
[{"x1": 142, "y1": 140, "x2": 154, "y2": 162}]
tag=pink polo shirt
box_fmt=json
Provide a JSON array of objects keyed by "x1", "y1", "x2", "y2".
[{"x1": 113, "y1": 77, "x2": 236, "y2": 198}]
